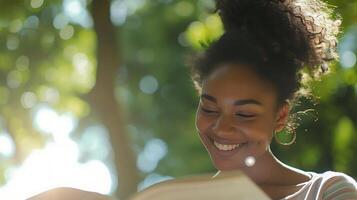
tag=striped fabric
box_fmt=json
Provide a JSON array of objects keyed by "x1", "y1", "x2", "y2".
[
  {"x1": 284, "y1": 171, "x2": 357, "y2": 200},
  {"x1": 322, "y1": 173, "x2": 357, "y2": 200}
]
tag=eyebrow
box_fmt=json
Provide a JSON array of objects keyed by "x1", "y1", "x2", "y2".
[{"x1": 200, "y1": 93, "x2": 262, "y2": 106}]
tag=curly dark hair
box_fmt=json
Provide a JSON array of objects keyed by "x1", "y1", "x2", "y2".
[{"x1": 191, "y1": 0, "x2": 341, "y2": 106}]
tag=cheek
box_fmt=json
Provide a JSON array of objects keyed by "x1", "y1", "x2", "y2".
[
  {"x1": 242, "y1": 119, "x2": 275, "y2": 142},
  {"x1": 240, "y1": 121, "x2": 275, "y2": 156},
  {"x1": 195, "y1": 113, "x2": 209, "y2": 133},
  {"x1": 195, "y1": 113, "x2": 215, "y2": 149}
]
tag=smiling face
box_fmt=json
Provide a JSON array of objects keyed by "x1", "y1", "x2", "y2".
[{"x1": 195, "y1": 64, "x2": 289, "y2": 171}]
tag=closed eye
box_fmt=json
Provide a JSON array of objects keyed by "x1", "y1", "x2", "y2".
[
  {"x1": 236, "y1": 113, "x2": 256, "y2": 118},
  {"x1": 200, "y1": 107, "x2": 218, "y2": 114}
]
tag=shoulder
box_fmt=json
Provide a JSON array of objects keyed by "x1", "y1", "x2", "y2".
[
  {"x1": 27, "y1": 187, "x2": 113, "y2": 200},
  {"x1": 314, "y1": 171, "x2": 357, "y2": 200}
]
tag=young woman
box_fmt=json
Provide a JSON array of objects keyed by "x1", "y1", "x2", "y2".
[
  {"x1": 29, "y1": 0, "x2": 356, "y2": 199},
  {"x1": 191, "y1": 0, "x2": 357, "y2": 199}
]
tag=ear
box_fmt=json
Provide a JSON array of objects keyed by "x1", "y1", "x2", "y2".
[{"x1": 275, "y1": 103, "x2": 290, "y2": 132}]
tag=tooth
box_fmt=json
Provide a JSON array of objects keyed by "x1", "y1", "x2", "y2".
[{"x1": 214, "y1": 141, "x2": 240, "y2": 151}]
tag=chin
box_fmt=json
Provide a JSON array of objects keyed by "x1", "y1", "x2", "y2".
[{"x1": 211, "y1": 157, "x2": 241, "y2": 171}]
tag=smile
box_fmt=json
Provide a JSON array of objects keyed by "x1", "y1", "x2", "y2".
[{"x1": 213, "y1": 141, "x2": 240, "y2": 151}]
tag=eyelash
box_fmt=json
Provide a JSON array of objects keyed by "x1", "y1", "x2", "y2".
[
  {"x1": 200, "y1": 107, "x2": 256, "y2": 118},
  {"x1": 235, "y1": 113, "x2": 255, "y2": 118},
  {"x1": 200, "y1": 107, "x2": 218, "y2": 114}
]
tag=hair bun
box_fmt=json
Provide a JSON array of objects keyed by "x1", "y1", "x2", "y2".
[{"x1": 215, "y1": 0, "x2": 341, "y2": 74}]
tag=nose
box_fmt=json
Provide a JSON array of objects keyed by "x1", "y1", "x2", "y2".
[{"x1": 212, "y1": 115, "x2": 236, "y2": 137}]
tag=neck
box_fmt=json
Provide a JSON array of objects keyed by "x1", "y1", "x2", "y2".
[
  {"x1": 240, "y1": 148, "x2": 281, "y2": 184},
  {"x1": 234, "y1": 148, "x2": 310, "y2": 186},
  {"x1": 216, "y1": 148, "x2": 281, "y2": 184},
  {"x1": 216, "y1": 149, "x2": 312, "y2": 199}
]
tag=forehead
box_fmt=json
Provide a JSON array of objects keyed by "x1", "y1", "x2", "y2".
[{"x1": 202, "y1": 64, "x2": 276, "y2": 104}]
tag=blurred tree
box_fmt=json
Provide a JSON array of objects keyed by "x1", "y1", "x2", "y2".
[{"x1": 89, "y1": 0, "x2": 139, "y2": 198}]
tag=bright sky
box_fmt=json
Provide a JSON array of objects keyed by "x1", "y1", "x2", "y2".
[
  {"x1": 0, "y1": 105, "x2": 169, "y2": 199},
  {"x1": 0, "y1": 106, "x2": 114, "y2": 200}
]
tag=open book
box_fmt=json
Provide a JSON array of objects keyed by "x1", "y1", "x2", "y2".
[
  {"x1": 129, "y1": 170, "x2": 271, "y2": 200},
  {"x1": 27, "y1": 171, "x2": 270, "y2": 200}
]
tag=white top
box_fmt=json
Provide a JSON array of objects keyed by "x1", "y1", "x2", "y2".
[{"x1": 283, "y1": 171, "x2": 357, "y2": 200}]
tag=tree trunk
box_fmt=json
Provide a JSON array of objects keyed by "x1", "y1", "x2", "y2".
[{"x1": 90, "y1": 0, "x2": 141, "y2": 199}]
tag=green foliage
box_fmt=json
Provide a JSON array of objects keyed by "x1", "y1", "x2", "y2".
[
  {"x1": 118, "y1": 0, "x2": 217, "y2": 177},
  {"x1": 185, "y1": 14, "x2": 223, "y2": 50},
  {"x1": 0, "y1": 0, "x2": 96, "y2": 186},
  {"x1": 332, "y1": 117, "x2": 355, "y2": 173}
]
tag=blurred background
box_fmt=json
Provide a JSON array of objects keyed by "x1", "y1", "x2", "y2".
[{"x1": 0, "y1": 0, "x2": 356, "y2": 199}]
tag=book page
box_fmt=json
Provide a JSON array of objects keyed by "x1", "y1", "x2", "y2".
[{"x1": 130, "y1": 171, "x2": 271, "y2": 200}]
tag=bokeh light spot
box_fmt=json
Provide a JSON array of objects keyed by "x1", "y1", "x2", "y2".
[
  {"x1": 33, "y1": 107, "x2": 58, "y2": 135},
  {"x1": 139, "y1": 75, "x2": 159, "y2": 94},
  {"x1": 33, "y1": 106, "x2": 77, "y2": 141},
  {"x1": 16, "y1": 56, "x2": 30, "y2": 71},
  {"x1": 72, "y1": 53, "x2": 89, "y2": 75},
  {"x1": 31, "y1": 0, "x2": 44, "y2": 8},
  {"x1": 0, "y1": 132, "x2": 15, "y2": 158},
  {"x1": 23, "y1": 16, "x2": 40, "y2": 29},
  {"x1": 53, "y1": 13, "x2": 69, "y2": 29},
  {"x1": 59, "y1": 25, "x2": 74, "y2": 40},
  {"x1": 137, "y1": 138, "x2": 167, "y2": 173},
  {"x1": 21, "y1": 92, "x2": 37, "y2": 109},
  {"x1": 40, "y1": 87, "x2": 60, "y2": 104},
  {"x1": 110, "y1": 0, "x2": 127, "y2": 26},
  {"x1": 6, "y1": 35, "x2": 20, "y2": 50},
  {"x1": 63, "y1": 0, "x2": 93, "y2": 28},
  {"x1": 64, "y1": 0, "x2": 82, "y2": 17},
  {"x1": 7, "y1": 70, "x2": 22, "y2": 89},
  {"x1": 340, "y1": 51, "x2": 356, "y2": 68},
  {"x1": 79, "y1": 126, "x2": 111, "y2": 161}
]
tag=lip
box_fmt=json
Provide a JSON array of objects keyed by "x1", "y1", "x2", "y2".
[
  {"x1": 206, "y1": 136, "x2": 247, "y2": 156},
  {"x1": 211, "y1": 135, "x2": 247, "y2": 145}
]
